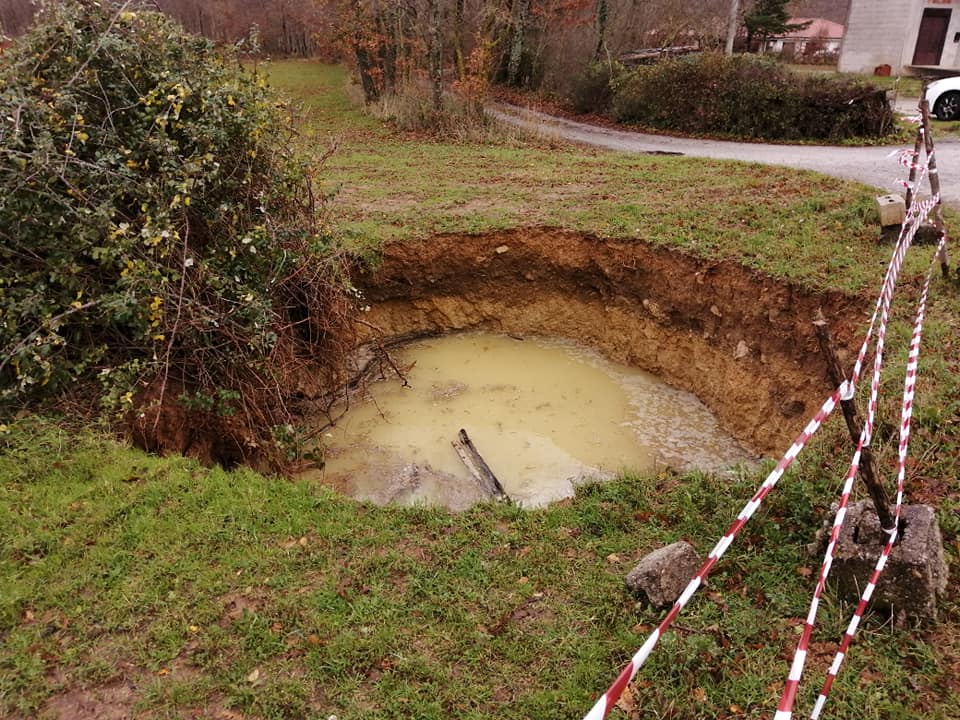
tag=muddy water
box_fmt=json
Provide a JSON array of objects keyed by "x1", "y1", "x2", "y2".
[{"x1": 303, "y1": 334, "x2": 753, "y2": 510}]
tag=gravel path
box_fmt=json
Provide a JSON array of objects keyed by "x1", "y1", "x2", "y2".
[{"x1": 490, "y1": 104, "x2": 960, "y2": 208}]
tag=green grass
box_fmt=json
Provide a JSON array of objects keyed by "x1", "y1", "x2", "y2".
[
  {"x1": 1, "y1": 60, "x2": 959, "y2": 719},
  {"x1": 1, "y1": 417, "x2": 957, "y2": 720},
  {"x1": 277, "y1": 61, "x2": 936, "y2": 293}
]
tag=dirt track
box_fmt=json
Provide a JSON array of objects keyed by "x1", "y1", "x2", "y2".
[{"x1": 490, "y1": 104, "x2": 960, "y2": 208}]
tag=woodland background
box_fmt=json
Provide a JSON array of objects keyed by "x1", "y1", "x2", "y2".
[{"x1": 1, "y1": 1, "x2": 851, "y2": 97}]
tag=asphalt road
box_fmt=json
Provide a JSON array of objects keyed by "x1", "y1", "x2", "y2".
[{"x1": 490, "y1": 104, "x2": 960, "y2": 208}]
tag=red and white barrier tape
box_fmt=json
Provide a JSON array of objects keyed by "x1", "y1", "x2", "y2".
[
  {"x1": 848, "y1": 191, "x2": 937, "y2": 388},
  {"x1": 582, "y1": 384, "x2": 846, "y2": 720},
  {"x1": 580, "y1": 152, "x2": 941, "y2": 720},
  {"x1": 774, "y1": 439, "x2": 865, "y2": 719},
  {"x1": 809, "y1": 234, "x2": 942, "y2": 720},
  {"x1": 774, "y1": 192, "x2": 939, "y2": 720}
]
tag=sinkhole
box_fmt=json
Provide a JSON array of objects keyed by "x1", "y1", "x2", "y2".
[
  {"x1": 292, "y1": 230, "x2": 860, "y2": 510},
  {"x1": 300, "y1": 332, "x2": 754, "y2": 510}
]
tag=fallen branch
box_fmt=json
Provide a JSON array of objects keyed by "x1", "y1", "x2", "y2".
[{"x1": 452, "y1": 428, "x2": 510, "y2": 503}]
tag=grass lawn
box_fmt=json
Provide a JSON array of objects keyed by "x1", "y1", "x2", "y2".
[
  {"x1": 282, "y1": 62, "x2": 935, "y2": 294},
  {"x1": 1, "y1": 61, "x2": 958, "y2": 720}
]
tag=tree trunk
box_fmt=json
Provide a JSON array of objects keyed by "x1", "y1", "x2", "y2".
[
  {"x1": 454, "y1": 0, "x2": 466, "y2": 80},
  {"x1": 352, "y1": 0, "x2": 381, "y2": 102},
  {"x1": 428, "y1": 0, "x2": 443, "y2": 112},
  {"x1": 725, "y1": 0, "x2": 741, "y2": 55},
  {"x1": 593, "y1": 0, "x2": 608, "y2": 62},
  {"x1": 507, "y1": 0, "x2": 531, "y2": 86}
]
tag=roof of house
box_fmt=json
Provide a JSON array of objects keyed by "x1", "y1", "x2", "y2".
[{"x1": 778, "y1": 17, "x2": 846, "y2": 40}]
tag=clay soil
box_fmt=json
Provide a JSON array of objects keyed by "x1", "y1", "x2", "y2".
[{"x1": 352, "y1": 229, "x2": 865, "y2": 455}]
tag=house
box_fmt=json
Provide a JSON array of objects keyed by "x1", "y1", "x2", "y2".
[
  {"x1": 839, "y1": 0, "x2": 960, "y2": 75},
  {"x1": 761, "y1": 17, "x2": 845, "y2": 58}
]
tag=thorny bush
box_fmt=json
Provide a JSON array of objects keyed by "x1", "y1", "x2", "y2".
[{"x1": 0, "y1": 1, "x2": 356, "y2": 468}]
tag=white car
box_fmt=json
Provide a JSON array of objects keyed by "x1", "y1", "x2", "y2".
[{"x1": 925, "y1": 76, "x2": 960, "y2": 120}]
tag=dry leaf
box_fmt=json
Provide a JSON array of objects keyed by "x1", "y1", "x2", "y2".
[{"x1": 615, "y1": 685, "x2": 636, "y2": 713}]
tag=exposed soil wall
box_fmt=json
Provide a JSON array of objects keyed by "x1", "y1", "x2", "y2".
[{"x1": 353, "y1": 229, "x2": 864, "y2": 455}]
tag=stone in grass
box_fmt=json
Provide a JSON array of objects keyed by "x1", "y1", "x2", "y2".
[
  {"x1": 832, "y1": 501, "x2": 948, "y2": 624},
  {"x1": 625, "y1": 541, "x2": 702, "y2": 608}
]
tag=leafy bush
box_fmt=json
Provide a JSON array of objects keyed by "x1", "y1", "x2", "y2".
[
  {"x1": 610, "y1": 53, "x2": 894, "y2": 141},
  {"x1": 569, "y1": 62, "x2": 622, "y2": 115},
  {"x1": 0, "y1": 1, "x2": 354, "y2": 467}
]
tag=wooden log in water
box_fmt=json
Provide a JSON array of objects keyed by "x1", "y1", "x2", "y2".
[{"x1": 452, "y1": 428, "x2": 510, "y2": 503}]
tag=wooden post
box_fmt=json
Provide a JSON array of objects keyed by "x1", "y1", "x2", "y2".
[
  {"x1": 919, "y1": 99, "x2": 951, "y2": 279},
  {"x1": 813, "y1": 313, "x2": 895, "y2": 531},
  {"x1": 904, "y1": 94, "x2": 925, "y2": 211},
  {"x1": 452, "y1": 429, "x2": 510, "y2": 503}
]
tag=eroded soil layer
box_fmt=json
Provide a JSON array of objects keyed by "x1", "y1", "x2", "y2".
[{"x1": 353, "y1": 230, "x2": 863, "y2": 455}]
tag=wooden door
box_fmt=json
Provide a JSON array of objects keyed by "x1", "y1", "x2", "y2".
[{"x1": 913, "y1": 9, "x2": 952, "y2": 65}]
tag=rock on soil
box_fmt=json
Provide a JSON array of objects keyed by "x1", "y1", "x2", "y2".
[{"x1": 625, "y1": 540, "x2": 702, "y2": 607}]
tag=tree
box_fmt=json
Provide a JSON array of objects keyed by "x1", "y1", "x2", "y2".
[{"x1": 744, "y1": 0, "x2": 811, "y2": 50}]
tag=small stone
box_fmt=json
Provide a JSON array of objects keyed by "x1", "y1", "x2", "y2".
[
  {"x1": 625, "y1": 541, "x2": 702, "y2": 608},
  {"x1": 710, "y1": 305, "x2": 722, "y2": 317},
  {"x1": 733, "y1": 340, "x2": 750, "y2": 360},
  {"x1": 642, "y1": 298, "x2": 666, "y2": 321},
  {"x1": 495, "y1": 245, "x2": 510, "y2": 254}
]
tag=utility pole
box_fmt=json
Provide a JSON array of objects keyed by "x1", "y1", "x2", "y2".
[{"x1": 725, "y1": 0, "x2": 741, "y2": 55}]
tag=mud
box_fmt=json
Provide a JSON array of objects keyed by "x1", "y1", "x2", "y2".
[{"x1": 352, "y1": 230, "x2": 862, "y2": 454}]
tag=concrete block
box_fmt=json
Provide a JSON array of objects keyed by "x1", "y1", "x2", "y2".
[
  {"x1": 832, "y1": 501, "x2": 948, "y2": 624},
  {"x1": 625, "y1": 541, "x2": 701, "y2": 608},
  {"x1": 876, "y1": 194, "x2": 906, "y2": 227}
]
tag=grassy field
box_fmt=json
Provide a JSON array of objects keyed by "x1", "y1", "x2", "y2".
[
  {"x1": 1, "y1": 61, "x2": 958, "y2": 720},
  {"x1": 282, "y1": 63, "x2": 933, "y2": 294}
]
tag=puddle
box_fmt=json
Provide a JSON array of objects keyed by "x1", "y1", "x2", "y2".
[{"x1": 301, "y1": 333, "x2": 753, "y2": 510}]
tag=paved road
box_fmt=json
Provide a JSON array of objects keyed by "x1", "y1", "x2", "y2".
[{"x1": 490, "y1": 104, "x2": 960, "y2": 208}]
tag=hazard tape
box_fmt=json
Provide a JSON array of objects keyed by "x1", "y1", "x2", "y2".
[
  {"x1": 774, "y1": 440, "x2": 865, "y2": 719},
  {"x1": 848, "y1": 192, "x2": 936, "y2": 390},
  {"x1": 582, "y1": 384, "x2": 845, "y2": 720},
  {"x1": 809, "y1": 234, "x2": 942, "y2": 720},
  {"x1": 580, "y1": 154, "x2": 941, "y2": 720},
  {"x1": 773, "y1": 192, "x2": 939, "y2": 720}
]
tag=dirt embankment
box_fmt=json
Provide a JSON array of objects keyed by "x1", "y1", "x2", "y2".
[{"x1": 353, "y1": 230, "x2": 864, "y2": 455}]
